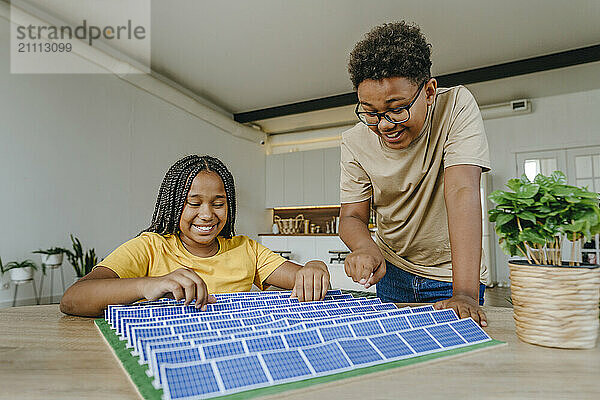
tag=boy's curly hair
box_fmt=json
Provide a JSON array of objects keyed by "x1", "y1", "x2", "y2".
[{"x1": 348, "y1": 21, "x2": 432, "y2": 89}]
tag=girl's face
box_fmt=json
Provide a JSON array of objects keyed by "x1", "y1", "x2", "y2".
[{"x1": 178, "y1": 171, "x2": 228, "y2": 257}]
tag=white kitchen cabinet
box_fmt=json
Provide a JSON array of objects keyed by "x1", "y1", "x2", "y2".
[
  {"x1": 323, "y1": 146, "x2": 341, "y2": 205},
  {"x1": 265, "y1": 154, "x2": 285, "y2": 208},
  {"x1": 302, "y1": 150, "x2": 325, "y2": 206},
  {"x1": 283, "y1": 152, "x2": 303, "y2": 207},
  {"x1": 265, "y1": 147, "x2": 341, "y2": 208}
]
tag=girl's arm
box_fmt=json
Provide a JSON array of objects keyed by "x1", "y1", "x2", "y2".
[
  {"x1": 59, "y1": 266, "x2": 215, "y2": 317},
  {"x1": 265, "y1": 260, "x2": 330, "y2": 301}
]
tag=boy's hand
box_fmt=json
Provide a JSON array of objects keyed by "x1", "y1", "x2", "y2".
[
  {"x1": 434, "y1": 294, "x2": 487, "y2": 327},
  {"x1": 291, "y1": 261, "x2": 330, "y2": 302},
  {"x1": 138, "y1": 268, "x2": 216, "y2": 310},
  {"x1": 344, "y1": 248, "x2": 386, "y2": 289}
]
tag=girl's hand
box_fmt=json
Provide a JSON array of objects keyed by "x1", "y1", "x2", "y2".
[
  {"x1": 291, "y1": 261, "x2": 330, "y2": 302},
  {"x1": 138, "y1": 268, "x2": 216, "y2": 310}
]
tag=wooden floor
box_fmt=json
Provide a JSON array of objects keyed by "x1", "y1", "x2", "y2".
[{"x1": 484, "y1": 285, "x2": 512, "y2": 308}]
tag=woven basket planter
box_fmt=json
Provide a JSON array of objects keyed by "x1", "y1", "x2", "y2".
[{"x1": 509, "y1": 260, "x2": 600, "y2": 349}]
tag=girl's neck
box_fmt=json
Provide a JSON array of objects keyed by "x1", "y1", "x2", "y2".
[{"x1": 178, "y1": 234, "x2": 220, "y2": 258}]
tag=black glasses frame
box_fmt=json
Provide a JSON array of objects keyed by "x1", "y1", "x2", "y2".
[{"x1": 355, "y1": 80, "x2": 427, "y2": 126}]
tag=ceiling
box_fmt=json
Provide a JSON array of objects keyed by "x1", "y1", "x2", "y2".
[{"x1": 15, "y1": 0, "x2": 600, "y2": 131}]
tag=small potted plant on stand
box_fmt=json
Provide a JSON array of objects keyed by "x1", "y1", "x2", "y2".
[
  {"x1": 489, "y1": 171, "x2": 600, "y2": 349},
  {"x1": 33, "y1": 247, "x2": 67, "y2": 268},
  {"x1": 65, "y1": 235, "x2": 98, "y2": 283},
  {"x1": 1, "y1": 258, "x2": 41, "y2": 306},
  {"x1": 33, "y1": 247, "x2": 68, "y2": 303},
  {"x1": 0, "y1": 258, "x2": 40, "y2": 282}
]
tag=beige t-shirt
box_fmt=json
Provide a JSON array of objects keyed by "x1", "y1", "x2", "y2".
[{"x1": 340, "y1": 86, "x2": 490, "y2": 283}]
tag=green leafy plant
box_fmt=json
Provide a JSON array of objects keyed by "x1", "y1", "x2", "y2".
[
  {"x1": 32, "y1": 247, "x2": 68, "y2": 256},
  {"x1": 65, "y1": 235, "x2": 98, "y2": 277},
  {"x1": 0, "y1": 258, "x2": 39, "y2": 274},
  {"x1": 489, "y1": 171, "x2": 600, "y2": 266}
]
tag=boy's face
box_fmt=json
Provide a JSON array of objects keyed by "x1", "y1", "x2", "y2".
[
  {"x1": 357, "y1": 77, "x2": 436, "y2": 150},
  {"x1": 179, "y1": 171, "x2": 228, "y2": 256}
]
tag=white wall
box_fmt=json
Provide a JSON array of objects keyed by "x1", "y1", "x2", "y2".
[
  {"x1": 484, "y1": 87, "x2": 600, "y2": 283},
  {"x1": 0, "y1": 19, "x2": 269, "y2": 307}
]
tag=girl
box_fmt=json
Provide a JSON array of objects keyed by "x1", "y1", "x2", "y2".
[{"x1": 60, "y1": 155, "x2": 330, "y2": 317}]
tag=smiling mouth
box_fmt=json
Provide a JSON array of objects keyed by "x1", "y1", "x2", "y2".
[
  {"x1": 382, "y1": 127, "x2": 406, "y2": 141},
  {"x1": 192, "y1": 224, "x2": 216, "y2": 234}
]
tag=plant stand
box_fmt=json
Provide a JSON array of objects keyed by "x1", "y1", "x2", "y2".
[
  {"x1": 509, "y1": 260, "x2": 600, "y2": 349},
  {"x1": 38, "y1": 264, "x2": 66, "y2": 304},
  {"x1": 12, "y1": 278, "x2": 39, "y2": 307}
]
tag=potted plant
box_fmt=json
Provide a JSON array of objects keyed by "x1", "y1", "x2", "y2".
[
  {"x1": 489, "y1": 171, "x2": 600, "y2": 349},
  {"x1": 0, "y1": 257, "x2": 40, "y2": 282},
  {"x1": 65, "y1": 235, "x2": 98, "y2": 280},
  {"x1": 33, "y1": 247, "x2": 68, "y2": 268}
]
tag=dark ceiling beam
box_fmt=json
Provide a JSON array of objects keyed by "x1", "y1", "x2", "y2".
[{"x1": 234, "y1": 44, "x2": 600, "y2": 124}]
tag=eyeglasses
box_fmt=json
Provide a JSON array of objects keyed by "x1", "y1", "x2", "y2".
[{"x1": 355, "y1": 80, "x2": 426, "y2": 126}]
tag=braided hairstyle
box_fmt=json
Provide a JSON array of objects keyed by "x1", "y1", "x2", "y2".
[{"x1": 143, "y1": 155, "x2": 236, "y2": 238}]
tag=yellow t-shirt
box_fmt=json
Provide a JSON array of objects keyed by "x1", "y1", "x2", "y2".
[
  {"x1": 96, "y1": 232, "x2": 287, "y2": 292},
  {"x1": 340, "y1": 86, "x2": 490, "y2": 284}
]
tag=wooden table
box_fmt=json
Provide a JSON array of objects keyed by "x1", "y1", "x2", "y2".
[{"x1": 1, "y1": 305, "x2": 598, "y2": 399}]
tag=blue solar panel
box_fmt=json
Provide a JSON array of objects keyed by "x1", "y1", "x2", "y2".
[
  {"x1": 219, "y1": 326, "x2": 255, "y2": 335},
  {"x1": 206, "y1": 319, "x2": 241, "y2": 330},
  {"x1": 319, "y1": 325, "x2": 354, "y2": 341},
  {"x1": 380, "y1": 316, "x2": 411, "y2": 333},
  {"x1": 216, "y1": 355, "x2": 269, "y2": 390},
  {"x1": 230, "y1": 310, "x2": 263, "y2": 319},
  {"x1": 398, "y1": 329, "x2": 441, "y2": 352},
  {"x1": 304, "y1": 320, "x2": 335, "y2": 329},
  {"x1": 153, "y1": 347, "x2": 203, "y2": 384},
  {"x1": 407, "y1": 312, "x2": 436, "y2": 328},
  {"x1": 450, "y1": 319, "x2": 490, "y2": 343},
  {"x1": 246, "y1": 336, "x2": 286, "y2": 353},
  {"x1": 284, "y1": 330, "x2": 323, "y2": 348},
  {"x1": 202, "y1": 340, "x2": 246, "y2": 360},
  {"x1": 374, "y1": 303, "x2": 398, "y2": 311},
  {"x1": 163, "y1": 363, "x2": 220, "y2": 399},
  {"x1": 301, "y1": 342, "x2": 351, "y2": 373},
  {"x1": 261, "y1": 350, "x2": 312, "y2": 381},
  {"x1": 131, "y1": 326, "x2": 172, "y2": 348},
  {"x1": 338, "y1": 338, "x2": 383, "y2": 365},
  {"x1": 351, "y1": 320, "x2": 384, "y2": 337},
  {"x1": 426, "y1": 324, "x2": 466, "y2": 347},
  {"x1": 300, "y1": 311, "x2": 329, "y2": 319},
  {"x1": 387, "y1": 308, "x2": 413, "y2": 315},
  {"x1": 369, "y1": 334, "x2": 414, "y2": 358},
  {"x1": 431, "y1": 309, "x2": 459, "y2": 324},
  {"x1": 242, "y1": 315, "x2": 274, "y2": 326},
  {"x1": 410, "y1": 305, "x2": 435, "y2": 313},
  {"x1": 312, "y1": 302, "x2": 339, "y2": 310},
  {"x1": 172, "y1": 323, "x2": 209, "y2": 335},
  {"x1": 326, "y1": 308, "x2": 352, "y2": 316}
]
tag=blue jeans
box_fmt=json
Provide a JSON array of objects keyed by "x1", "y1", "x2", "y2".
[{"x1": 377, "y1": 261, "x2": 485, "y2": 305}]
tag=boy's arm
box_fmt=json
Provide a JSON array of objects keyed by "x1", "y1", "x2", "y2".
[
  {"x1": 436, "y1": 164, "x2": 487, "y2": 326},
  {"x1": 339, "y1": 200, "x2": 386, "y2": 288},
  {"x1": 264, "y1": 260, "x2": 329, "y2": 301},
  {"x1": 60, "y1": 266, "x2": 215, "y2": 317}
]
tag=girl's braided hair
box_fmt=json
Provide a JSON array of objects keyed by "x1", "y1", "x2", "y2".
[{"x1": 143, "y1": 155, "x2": 236, "y2": 238}]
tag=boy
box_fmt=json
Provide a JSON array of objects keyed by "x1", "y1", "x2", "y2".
[{"x1": 339, "y1": 21, "x2": 490, "y2": 326}]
